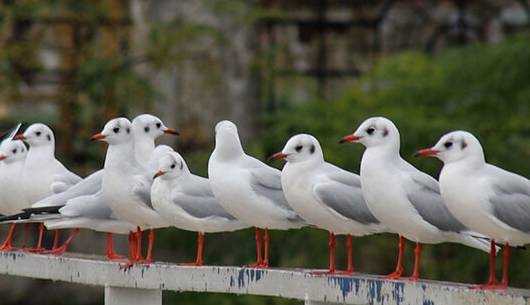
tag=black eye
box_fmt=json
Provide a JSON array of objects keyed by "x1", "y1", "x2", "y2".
[
  {"x1": 12, "y1": 149, "x2": 16, "y2": 154},
  {"x1": 36, "y1": 131, "x2": 42, "y2": 137},
  {"x1": 366, "y1": 127, "x2": 375, "y2": 135},
  {"x1": 295, "y1": 145, "x2": 303, "y2": 152},
  {"x1": 113, "y1": 128, "x2": 120, "y2": 134},
  {"x1": 170, "y1": 163, "x2": 176, "y2": 169},
  {"x1": 444, "y1": 141, "x2": 453, "y2": 149},
  {"x1": 156, "y1": 123, "x2": 161, "y2": 129},
  {"x1": 126, "y1": 128, "x2": 130, "y2": 134},
  {"x1": 310, "y1": 145, "x2": 315, "y2": 154},
  {"x1": 144, "y1": 126, "x2": 150, "y2": 133}
]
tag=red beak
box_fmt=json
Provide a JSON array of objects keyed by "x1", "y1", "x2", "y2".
[
  {"x1": 13, "y1": 134, "x2": 26, "y2": 141},
  {"x1": 153, "y1": 170, "x2": 166, "y2": 179},
  {"x1": 415, "y1": 148, "x2": 440, "y2": 157},
  {"x1": 163, "y1": 128, "x2": 180, "y2": 136},
  {"x1": 268, "y1": 152, "x2": 288, "y2": 161},
  {"x1": 339, "y1": 134, "x2": 362, "y2": 144},
  {"x1": 90, "y1": 133, "x2": 106, "y2": 142},
  {"x1": 0, "y1": 155, "x2": 6, "y2": 161}
]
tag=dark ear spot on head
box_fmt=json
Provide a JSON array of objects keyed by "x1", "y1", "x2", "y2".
[
  {"x1": 383, "y1": 128, "x2": 389, "y2": 137},
  {"x1": 47, "y1": 134, "x2": 51, "y2": 141},
  {"x1": 310, "y1": 144, "x2": 315, "y2": 154},
  {"x1": 461, "y1": 140, "x2": 467, "y2": 149},
  {"x1": 180, "y1": 162, "x2": 183, "y2": 170},
  {"x1": 126, "y1": 128, "x2": 130, "y2": 134},
  {"x1": 144, "y1": 126, "x2": 150, "y2": 133}
]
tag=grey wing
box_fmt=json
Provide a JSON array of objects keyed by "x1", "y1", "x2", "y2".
[
  {"x1": 490, "y1": 173, "x2": 530, "y2": 233},
  {"x1": 314, "y1": 180, "x2": 379, "y2": 225},
  {"x1": 59, "y1": 191, "x2": 112, "y2": 219},
  {"x1": 249, "y1": 166, "x2": 301, "y2": 218},
  {"x1": 32, "y1": 170, "x2": 103, "y2": 208},
  {"x1": 406, "y1": 172, "x2": 467, "y2": 232},
  {"x1": 173, "y1": 192, "x2": 236, "y2": 220}
]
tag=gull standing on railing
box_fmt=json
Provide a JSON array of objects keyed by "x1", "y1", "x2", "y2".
[{"x1": 417, "y1": 130, "x2": 530, "y2": 288}]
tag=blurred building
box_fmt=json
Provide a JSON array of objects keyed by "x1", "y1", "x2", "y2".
[{"x1": 0, "y1": 0, "x2": 528, "y2": 156}]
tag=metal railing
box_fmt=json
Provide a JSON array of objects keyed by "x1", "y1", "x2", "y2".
[{"x1": 0, "y1": 251, "x2": 528, "y2": 305}]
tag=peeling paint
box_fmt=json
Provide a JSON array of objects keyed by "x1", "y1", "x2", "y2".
[
  {"x1": 328, "y1": 276, "x2": 361, "y2": 300},
  {"x1": 367, "y1": 279, "x2": 383, "y2": 305},
  {"x1": 236, "y1": 268, "x2": 265, "y2": 288},
  {"x1": 392, "y1": 281, "x2": 405, "y2": 305}
]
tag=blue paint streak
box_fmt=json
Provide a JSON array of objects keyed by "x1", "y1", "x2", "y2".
[
  {"x1": 229, "y1": 276, "x2": 234, "y2": 287},
  {"x1": 327, "y1": 277, "x2": 360, "y2": 300},
  {"x1": 392, "y1": 282, "x2": 405, "y2": 305},
  {"x1": 366, "y1": 279, "x2": 383, "y2": 305},
  {"x1": 236, "y1": 268, "x2": 265, "y2": 288}
]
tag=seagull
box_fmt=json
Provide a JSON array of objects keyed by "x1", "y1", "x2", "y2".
[
  {"x1": 31, "y1": 114, "x2": 179, "y2": 210},
  {"x1": 339, "y1": 116, "x2": 491, "y2": 280},
  {"x1": 14, "y1": 123, "x2": 82, "y2": 253},
  {"x1": 95, "y1": 117, "x2": 172, "y2": 265},
  {"x1": 416, "y1": 130, "x2": 530, "y2": 288},
  {"x1": 208, "y1": 120, "x2": 306, "y2": 268},
  {"x1": 27, "y1": 114, "x2": 178, "y2": 259},
  {"x1": 0, "y1": 124, "x2": 28, "y2": 250},
  {"x1": 152, "y1": 150, "x2": 249, "y2": 265},
  {"x1": 270, "y1": 134, "x2": 386, "y2": 274}
]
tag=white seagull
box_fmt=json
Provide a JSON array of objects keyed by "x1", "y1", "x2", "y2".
[
  {"x1": 152, "y1": 150, "x2": 249, "y2": 265},
  {"x1": 271, "y1": 134, "x2": 387, "y2": 274},
  {"x1": 14, "y1": 123, "x2": 82, "y2": 253},
  {"x1": 208, "y1": 120, "x2": 306, "y2": 268},
  {"x1": 417, "y1": 130, "x2": 530, "y2": 288},
  {"x1": 35, "y1": 114, "x2": 178, "y2": 259},
  {"x1": 340, "y1": 117, "x2": 491, "y2": 280},
  {"x1": 95, "y1": 117, "x2": 171, "y2": 264},
  {"x1": 0, "y1": 124, "x2": 28, "y2": 251}
]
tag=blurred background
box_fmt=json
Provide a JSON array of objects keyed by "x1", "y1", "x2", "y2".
[{"x1": 0, "y1": 0, "x2": 529, "y2": 304}]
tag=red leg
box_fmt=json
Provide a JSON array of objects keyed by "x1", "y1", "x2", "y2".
[
  {"x1": 247, "y1": 228, "x2": 263, "y2": 267},
  {"x1": 384, "y1": 235, "x2": 405, "y2": 279},
  {"x1": 27, "y1": 223, "x2": 46, "y2": 253},
  {"x1": 143, "y1": 229, "x2": 154, "y2": 263},
  {"x1": 0, "y1": 224, "x2": 17, "y2": 251},
  {"x1": 127, "y1": 231, "x2": 136, "y2": 260},
  {"x1": 472, "y1": 239, "x2": 501, "y2": 289},
  {"x1": 135, "y1": 226, "x2": 143, "y2": 261},
  {"x1": 195, "y1": 232, "x2": 204, "y2": 266},
  {"x1": 52, "y1": 230, "x2": 61, "y2": 250},
  {"x1": 500, "y1": 243, "x2": 509, "y2": 288},
  {"x1": 262, "y1": 228, "x2": 270, "y2": 268},
  {"x1": 311, "y1": 232, "x2": 337, "y2": 275},
  {"x1": 44, "y1": 228, "x2": 80, "y2": 255},
  {"x1": 106, "y1": 232, "x2": 125, "y2": 260},
  {"x1": 407, "y1": 242, "x2": 421, "y2": 281}
]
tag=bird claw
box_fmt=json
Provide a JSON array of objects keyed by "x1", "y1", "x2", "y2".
[
  {"x1": 469, "y1": 281, "x2": 507, "y2": 290},
  {"x1": 246, "y1": 262, "x2": 268, "y2": 269},
  {"x1": 25, "y1": 247, "x2": 47, "y2": 254},
  {"x1": 0, "y1": 244, "x2": 15, "y2": 252},
  {"x1": 106, "y1": 253, "x2": 126, "y2": 261},
  {"x1": 42, "y1": 245, "x2": 68, "y2": 256},
  {"x1": 382, "y1": 271, "x2": 404, "y2": 280}
]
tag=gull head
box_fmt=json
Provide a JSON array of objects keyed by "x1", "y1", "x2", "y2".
[
  {"x1": 15, "y1": 123, "x2": 55, "y2": 148},
  {"x1": 153, "y1": 151, "x2": 188, "y2": 180},
  {"x1": 213, "y1": 120, "x2": 244, "y2": 159},
  {"x1": 91, "y1": 117, "x2": 132, "y2": 145},
  {"x1": 271, "y1": 134, "x2": 323, "y2": 163},
  {"x1": 416, "y1": 130, "x2": 484, "y2": 164},
  {"x1": 0, "y1": 140, "x2": 27, "y2": 163},
  {"x1": 340, "y1": 116, "x2": 400, "y2": 149},
  {"x1": 132, "y1": 114, "x2": 179, "y2": 139}
]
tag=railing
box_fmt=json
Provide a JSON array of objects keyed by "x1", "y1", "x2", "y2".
[{"x1": 0, "y1": 251, "x2": 529, "y2": 305}]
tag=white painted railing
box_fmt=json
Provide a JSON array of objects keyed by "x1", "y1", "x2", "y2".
[{"x1": 0, "y1": 251, "x2": 529, "y2": 305}]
